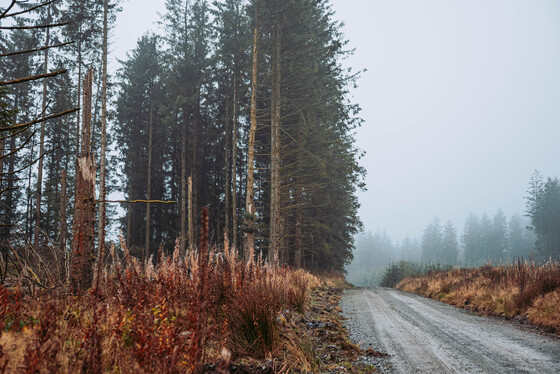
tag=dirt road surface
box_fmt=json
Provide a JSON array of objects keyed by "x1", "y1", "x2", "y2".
[{"x1": 341, "y1": 288, "x2": 560, "y2": 373}]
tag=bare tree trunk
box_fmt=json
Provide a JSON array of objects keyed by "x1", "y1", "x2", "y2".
[
  {"x1": 126, "y1": 186, "x2": 131, "y2": 247},
  {"x1": 232, "y1": 75, "x2": 238, "y2": 250},
  {"x1": 188, "y1": 176, "x2": 194, "y2": 249},
  {"x1": 180, "y1": 120, "x2": 187, "y2": 254},
  {"x1": 26, "y1": 135, "x2": 34, "y2": 238},
  {"x1": 75, "y1": 32, "x2": 82, "y2": 171},
  {"x1": 295, "y1": 126, "x2": 304, "y2": 268},
  {"x1": 34, "y1": 5, "x2": 51, "y2": 252},
  {"x1": 224, "y1": 98, "x2": 231, "y2": 242},
  {"x1": 269, "y1": 22, "x2": 281, "y2": 266},
  {"x1": 70, "y1": 68, "x2": 96, "y2": 294},
  {"x1": 0, "y1": 139, "x2": 4, "y2": 188},
  {"x1": 245, "y1": 0, "x2": 259, "y2": 260},
  {"x1": 97, "y1": 0, "x2": 108, "y2": 260},
  {"x1": 192, "y1": 120, "x2": 198, "y2": 247},
  {"x1": 145, "y1": 100, "x2": 153, "y2": 260},
  {"x1": 59, "y1": 169, "x2": 67, "y2": 278}
]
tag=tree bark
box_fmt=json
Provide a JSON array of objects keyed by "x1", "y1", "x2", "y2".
[
  {"x1": 295, "y1": 128, "x2": 304, "y2": 268},
  {"x1": 34, "y1": 5, "x2": 51, "y2": 252},
  {"x1": 145, "y1": 100, "x2": 153, "y2": 260},
  {"x1": 224, "y1": 97, "x2": 231, "y2": 243},
  {"x1": 97, "y1": 0, "x2": 109, "y2": 260},
  {"x1": 245, "y1": 0, "x2": 259, "y2": 260},
  {"x1": 188, "y1": 176, "x2": 194, "y2": 249},
  {"x1": 232, "y1": 74, "x2": 238, "y2": 250},
  {"x1": 70, "y1": 68, "x2": 96, "y2": 294},
  {"x1": 180, "y1": 118, "x2": 187, "y2": 254},
  {"x1": 59, "y1": 169, "x2": 67, "y2": 279},
  {"x1": 269, "y1": 22, "x2": 281, "y2": 266}
]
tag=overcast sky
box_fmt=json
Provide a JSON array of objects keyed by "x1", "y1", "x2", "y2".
[{"x1": 112, "y1": 0, "x2": 560, "y2": 242}]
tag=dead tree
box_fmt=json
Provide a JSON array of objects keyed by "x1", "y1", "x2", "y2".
[{"x1": 70, "y1": 68, "x2": 96, "y2": 294}]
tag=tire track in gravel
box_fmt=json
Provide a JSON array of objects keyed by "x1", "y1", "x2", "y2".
[{"x1": 341, "y1": 288, "x2": 560, "y2": 373}]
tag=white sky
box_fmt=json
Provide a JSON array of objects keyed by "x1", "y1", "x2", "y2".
[{"x1": 112, "y1": 0, "x2": 560, "y2": 242}]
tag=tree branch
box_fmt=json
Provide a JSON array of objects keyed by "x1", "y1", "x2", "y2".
[
  {"x1": 0, "y1": 69, "x2": 67, "y2": 86},
  {"x1": 0, "y1": 41, "x2": 74, "y2": 58},
  {"x1": 0, "y1": 107, "x2": 79, "y2": 132},
  {"x1": 0, "y1": 1, "x2": 16, "y2": 19},
  {"x1": 97, "y1": 200, "x2": 177, "y2": 204},
  {"x1": 2, "y1": 0, "x2": 56, "y2": 18},
  {"x1": 0, "y1": 22, "x2": 70, "y2": 30}
]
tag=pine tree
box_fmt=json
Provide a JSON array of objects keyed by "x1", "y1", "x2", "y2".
[
  {"x1": 421, "y1": 217, "x2": 442, "y2": 264},
  {"x1": 441, "y1": 220, "x2": 458, "y2": 265},
  {"x1": 463, "y1": 212, "x2": 481, "y2": 266}
]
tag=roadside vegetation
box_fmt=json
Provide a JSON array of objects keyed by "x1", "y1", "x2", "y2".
[
  {"x1": 0, "y1": 235, "x2": 305, "y2": 372},
  {"x1": 379, "y1": 261, "x2": 452, "y2": 288},
  {"x1": 396, "y1": 260, "x2": 560, "y2": 333},
  {"x1": 0, "y1": 235, "x2": 375, "y2": 373}
]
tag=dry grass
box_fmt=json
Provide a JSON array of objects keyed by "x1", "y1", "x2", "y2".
[
  {"x1": 0, "y1": 235, "x2": 322, "y2": 373},
  {"x1": 397, "y1": 260, "x2": 560, "y2": 333}
]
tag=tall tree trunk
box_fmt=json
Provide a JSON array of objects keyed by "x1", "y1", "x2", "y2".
[
  {"x1": 145, "y1": 100, "x2": 153, "y2": 260},
  {"x1": 0, "y1": 139, "x2": 4, "y2": 187},
  {"x1": 188, "y1": 176, "x2": 194, "y2": 249},
  {"x1": 224, "y1": 98, "x2": 231, "y2": 243},
  {"x1": 26, "y1": 133, "x2": 34, "y2": 238},
  {"x1": 269, "y1": 22, "x2": 281, "y2": 266},
  {"x1": 71, "y1": 68, "x2": 96, "y2": 294},
  {"x1": 97, "y1": 0, "x2": 109, "y2": 259},
  {"x1": 59, "y1": 169, "x2": 67, "y2": 279},
  {"x1": 191, "y1": 117, "x2": 198, "y2": 247},
  {"x1": 232, "y1": 75, "x2": 238, "y2": 250},
  {"x1": 34, "y1": 5, "x2": 51, "y2": 252},
  {"x1": 126, "y1": 184, "x2": 132, "y2": 247},
  {"x1": 245, "y1": 0, "x2": 259, "y2": 259},
  {"x1": 180, "y1": 119, "x2": 187, "y2": 254},
  {"x1": 75, "y1": 32, "x2": 82, "y2": 169},
  {"x1": 294, "y1": 128, "x2": 303, "y2": 268}
]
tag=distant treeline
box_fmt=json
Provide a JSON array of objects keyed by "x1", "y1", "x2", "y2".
[{"x1": 347, "y1": 171, "x2": 560, "y2": 286}]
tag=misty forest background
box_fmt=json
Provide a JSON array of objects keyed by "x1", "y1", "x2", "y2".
[
  {"x1": 2, "y1": 0, "x2": 559, "y2": 286},
  {"x1": 349, "y1": 170, "x2": 560, "y2": 286},
  {"x1": 0, "y1": 0, "x2": 364, "y2": 277}
]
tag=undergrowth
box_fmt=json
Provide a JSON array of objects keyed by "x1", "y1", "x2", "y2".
[
  {"x1": 396, "y1": 260, "x2": 560, "y2": 333},
  {"x1": 0, "y1": 230, "x2": 318, "y2": 373}
]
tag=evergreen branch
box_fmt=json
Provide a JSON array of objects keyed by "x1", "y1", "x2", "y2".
[
  {"x1": 0, "y1": 41, "x2": 74, "y2": 57},
  {"x1": 0, "y1": 21, "x2": 70, "y2": 30},
  {"x1": 0, "y1": 69, "x2": 67, "y2": 86},
  {"x1": 1, "y1": 107, "x2": 78, "y2": 131}
]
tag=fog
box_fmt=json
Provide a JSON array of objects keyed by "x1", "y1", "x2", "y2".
[{"x1": 112, "y1": 0, "x2": 560, "y2": 255}]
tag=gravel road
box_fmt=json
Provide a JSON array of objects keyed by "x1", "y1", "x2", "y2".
[{"x1": 341, "y1": 288, "x2": 560, "y2": 373}]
